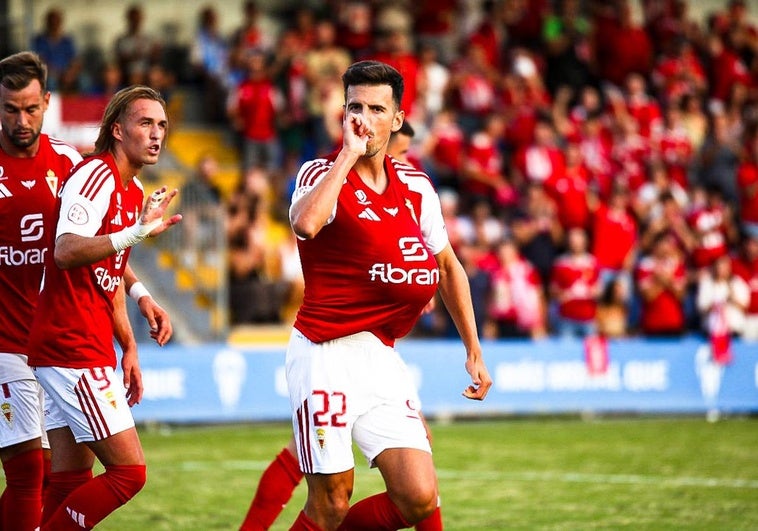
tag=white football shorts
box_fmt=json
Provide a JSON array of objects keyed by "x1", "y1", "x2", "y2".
[
  {"x1": 286, "y1": 329, "x2": 431, "y2": 475},
  {"x1": 35, "y1": 366, "x2": 134, "y2": 443},
  {"x1": 0, "y1": 378, "x2": 49, "y2": 449}
]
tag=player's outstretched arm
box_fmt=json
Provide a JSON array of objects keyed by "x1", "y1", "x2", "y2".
[{"x1": 435, "y1": 244, "x2": 492, "y2": 401}]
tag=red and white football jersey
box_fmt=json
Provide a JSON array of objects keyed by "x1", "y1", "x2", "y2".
[
  {"x1": 591, "y1": 204, "x2": 637, "y2": 271},
  {"x1": 291, "y1": 155, "x2": 447, "y2": 346},
  {"x1": 688, "y1": 206, "x2": 728, "y2": 269},
  {"x1": 0, "y1": 135, "x2": 80, "y2": 356},
  {"x1": 635, "y1": 255, "x2": 687, "y2": 334},
  {"x1": 28, "y1": 153, "x2": 144, "y2": 369},
  {"x1": 550, "y1": 253, "x2": 600, "y2": 322}
]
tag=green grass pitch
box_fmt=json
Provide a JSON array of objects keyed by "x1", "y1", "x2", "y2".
[{"x1": 28, "y1": 416, "x2": 758, "y2": 530}]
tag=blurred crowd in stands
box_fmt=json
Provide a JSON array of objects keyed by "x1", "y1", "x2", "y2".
[{"x1": 29, "y1": 0, "x2": 758, "y2": 342}]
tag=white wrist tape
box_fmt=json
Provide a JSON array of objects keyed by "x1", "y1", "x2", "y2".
[
  {"x1": 128, "y1": 281, "x2": 151, "y2": 302},
  {"x1": 109, "y1": 218, "x2": 162, "y2": 252}
]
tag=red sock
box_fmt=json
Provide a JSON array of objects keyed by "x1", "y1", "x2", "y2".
[
  {"x1": 290, "y1": 510, "x2": 323, "y2": 531},
  {"x1": 241, "y1": 447, "x2": 303, "y2": 530},
  {"x1": 414, "y1": 505, "x2": 443, "y2": 531},
  {"x1": 41, "y1": 464, "x2": 146, "y2": 530},
  {"x1": 42, "y1": 453, "x2": 52, "y2": 493},
  {"x1": 337, "y1": 492, "x2": 411, "y2": 531},
  {"x1": 41, "y1": 468, "x2": 93, "y2": 525},
  {"x1": 1, "y1": 448, "x2": 44, "y2": 531}
]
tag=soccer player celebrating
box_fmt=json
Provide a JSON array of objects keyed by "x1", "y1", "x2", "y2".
[
  {"x1": 286, "y1": 60, "x2": 491, "y2": 531},
  {"x1": 240, "y1": 121, "x2": 446, "y2": 531},
  {"x1": 27, "y1": 85, "x2": 181, "y2": 530},
  {"x1": 0, "y1": 51, "x2": 82, "y2": 531}
]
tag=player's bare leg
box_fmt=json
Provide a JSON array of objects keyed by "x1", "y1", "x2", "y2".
[
  {"x1": 337, "y1": 447, "x2": 437, "y2": 530},
  {"x1": 292, "y1": 468, "x2": 355, "y2": 531}
]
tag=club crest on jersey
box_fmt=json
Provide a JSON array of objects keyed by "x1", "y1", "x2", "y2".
[
  {"x1": 354, "y1": 190, "x2": 371, "y2": 205},
  {"x1": 1, "y1": 402, "x2": 11, "y2": 426},
  {"x1": 384, "y1": 207, "x2": 399, "y2": 216},
  {"x1": 21, "y1": 180, "x2": 35, "y2": 190},
  {"x1": 46, "y1": 169, "x2": 59, "y2": 197}
]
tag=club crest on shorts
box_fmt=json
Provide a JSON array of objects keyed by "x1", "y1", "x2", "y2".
[
  {"x1": 105, "y1": 390, "x2": 117, "y2": 409},
  {"x1": 1, "y1": 402, "x2": 12, "y2": 425},
  {"x1": 316, "y1": 428, "x2": 326, "y2": 450}
]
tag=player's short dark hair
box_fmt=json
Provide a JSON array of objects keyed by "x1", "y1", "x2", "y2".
[
  {"x1": 92, "y1": 85, "x2": 167, "y2": 156},
  {"x1": 0, "y1": 51, "x2": 47, "y2": 92},
  {"x1": 342, "y1": 60, "x2": 404, "y2": 110},
  {"x1": 396, "y1": 120, "x2": 415, "y2": 138}
]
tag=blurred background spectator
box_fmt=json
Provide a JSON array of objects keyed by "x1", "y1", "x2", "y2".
[{"x1": 31, "y1": 7, "x2": 80, "y2": 93}]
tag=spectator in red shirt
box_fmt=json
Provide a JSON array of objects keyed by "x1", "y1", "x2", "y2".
[
  {"x1": 657, "y1": 102, "x2": 694, "y2": 188},
  {"x1": 611, "y1": 115, "x2": 651, "y2": 193},
  {"x1": 716, "y1": 0, "x2": 758, "y2": 68},
  {"x1": 467, "y1": 0, "x2": 506, "y2": 69},
  {"x1": 550, "y1": 227, "x2": 601, "y2": 338},
  {"x1": 633, "y1": 163, "x2": 689, "y2": 229},
  {"x1": 686, "y1": 186, "x2": 738, "y2": 271},
  {"x1": 460, "y1": 114, "x2": 516, "y2": 211},
  {"x1": 651, "y1": 39, "x2": 707, "y2": 105},
  {"x1": 636, "y1": 230, "x2": 688, "y2": 336},
  {"x1": 578, "y1": 108, "x2": 615, "y2": 199},
  {"x1": 737, "y1": 132, "x2": 758, "y2": 239},
  {"x1": 732, "y1": 234, "x2": 758, "y2": 341},
  {"x1": 590, "y1": 185, "x2": 638, "y2": 294},
  {"x1": 593, "y1": 0, "x2": 653, "y2": 88},
  {"x1": 422, "y1": 108, "x2": 465, "y2": 192},
  {"x1": 545, "y1": 140, "x2": 591, "y2": 231},
  {"x1": 511, "y1": 116, "x2": 565, "y2": 189},
  {"x1": 481, "y1": 238, "x2": 547, "y2": 339},
  {"x1": 501, "y1": 50, "x2": 552, "y2": 151},
  {"x1": 502, "y1": 0, "x2": 549, "y2": 50},
  {"x1": 227, "y1": 49, "x2": 282, "y2": 173},
  {"x1": 370, "y1": 30, "x2": 421, "y2": 120},
  {"x1": 704, "y1": 32, "x2": 751, "y2": 105},
  {"x1": 622, "y1": 73, "x2": 664, "y2": 142},
  {"x1": 334, "y1": 0, "x2": 373, "y2": 54},
  {"x1": 414, "y1": 0, "x2": 460, "y2": 66},
  {"x1": 447, "y1": 42, "x2": 499, "y2": 136}
]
